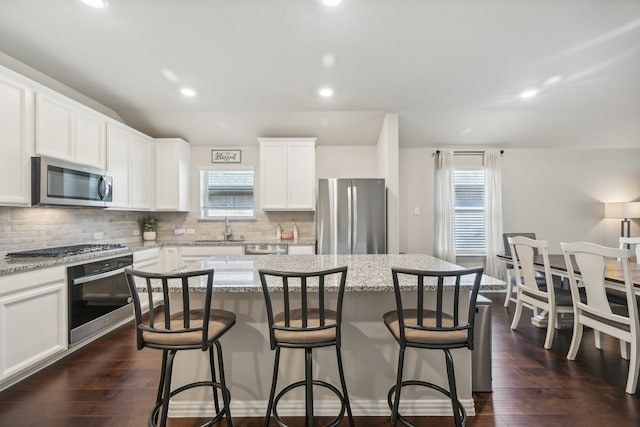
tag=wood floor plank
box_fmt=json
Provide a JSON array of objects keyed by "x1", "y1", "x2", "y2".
[{"x1": 0, "y1": 291, "x2": 639, "y2": 426}]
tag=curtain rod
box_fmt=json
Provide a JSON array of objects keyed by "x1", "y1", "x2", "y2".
[{"x1": 435, "y1": 149, "x2": 504, "y2": 156}]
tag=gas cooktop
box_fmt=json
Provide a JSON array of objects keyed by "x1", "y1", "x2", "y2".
[{"x1": 6, "y1": 244, "x2": 126, "y2": 258}]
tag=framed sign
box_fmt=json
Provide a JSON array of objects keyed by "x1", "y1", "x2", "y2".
[{"x1": 211, "y1": 150, "x2": 241, "y2": 163}]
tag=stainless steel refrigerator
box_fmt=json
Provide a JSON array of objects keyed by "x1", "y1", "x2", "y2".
[{"x1": 316, "y1": 178, "x2": 387, "y2": 254}]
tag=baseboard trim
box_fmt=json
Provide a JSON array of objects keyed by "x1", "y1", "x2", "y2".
[{"x1": 168, "y1": 398, "x2": 476, "y2": 418}]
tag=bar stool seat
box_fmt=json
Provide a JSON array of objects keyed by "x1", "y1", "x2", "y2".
[
  {"x1": 384, "y1": 266, "x2": 484, "y2": 427},
  {"x1": 125, "y1": 268, "x2": 235, "y2": 427},
  {"x1": 259, "y1": 267, "x2": 354, "y2": 427}
]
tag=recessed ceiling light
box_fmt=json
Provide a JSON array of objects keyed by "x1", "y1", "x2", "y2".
[
  {"x1": 180, "y1": 87, "x2": 197, "y2": 97},
  {"x1": 318, "y1": 87, "x2": 334, "y2": 98},
  {"x1": 81, "y1": 0, "x2": 108, "y2": 9},
  {"x1": 519, "y1": 88, "x2": 539, "y2": 99},
  {"x1": 322, "y1": 0, "x2": 342, "y2": 7}
]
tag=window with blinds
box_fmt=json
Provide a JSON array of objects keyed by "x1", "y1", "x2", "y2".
[
  {"x1": 454, "y1": 169, "x2": 485, "y2": 256},
  {"x1": 200, "y1": 170, "x2": 255, "y2": 219}
]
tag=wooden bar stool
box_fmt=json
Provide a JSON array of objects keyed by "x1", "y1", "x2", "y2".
[
  {"x1": 125, "y1": 268, "x2": 235, "y2": 427},
  {"x1": 384, "y1": 266, "x2": 484, "y2": 427},
  {"x1": 259, "y1": 266, "x2": 354, "y2": 427}
]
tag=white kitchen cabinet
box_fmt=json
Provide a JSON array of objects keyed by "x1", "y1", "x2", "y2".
[
  {"x1": 133, "y1": 247, "x2": 163, "y2": 273},
  {"x1": 287, "y1": 244, "x2": 316, "y2": 255},
  {"x1": 35, "y1": 92, "x2": 106, "y2": 169},
  {"x1": 259, "y1": 138, "x2": 316, "y2": 211},
  {"x1": 155, "y1": 138, "x2": 190, "y2": 211},
  {"x1": 0, "y1": 267, "x2": 66, "y2": 382},
  {"x1": 106, "y1": 122, "x2": 154, "y2": 210},
  {"x1": 0, "y1": 68, "x2": 33, "y2": 206},
  {"x1": 180, "y1": 245, "x2": 244, "y2": 265},
  {"x1": 130, "y1": 133, "x2": 154, "y2": 210}
]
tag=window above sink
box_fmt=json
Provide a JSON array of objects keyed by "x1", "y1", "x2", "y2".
[{"x1": 200, "y1": 169, "x2": 255, "y2": 220}]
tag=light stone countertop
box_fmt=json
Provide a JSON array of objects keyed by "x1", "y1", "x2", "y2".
[{"x1": 137, "y1": 254, "x2": 504, "y2": 293}]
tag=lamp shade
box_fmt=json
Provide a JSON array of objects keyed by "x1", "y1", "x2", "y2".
[{"x1": 604, "y1": 202, "x2": 640, "y2": 219}]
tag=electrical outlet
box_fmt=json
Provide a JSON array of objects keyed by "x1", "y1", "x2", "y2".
[
  {"x1": 413, "y1": 207, "x2": 421, "y2": 215},
  {"x1": 93, "y1": 232, "x2": 104, "y2": 240},
  {"x1": 186, "y1": 228, "x2": 195, "y2": 234},
  {"x1": 174, "y1": 228, "x2": 185, "y2": 235},
  {"x1": 132, "y1": 229, "x2": 140, "y2": 236}
]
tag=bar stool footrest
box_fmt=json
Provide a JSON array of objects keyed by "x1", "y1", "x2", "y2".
[
  {"x1": 272, "y1": 379, "x2": 347, "y2": 427},
  {"x1": 387, "y1": 380, "x2": 467, "y2": 427},
  {"x1": 150, "y1": 380, "x2": 232, "y2": 427}
]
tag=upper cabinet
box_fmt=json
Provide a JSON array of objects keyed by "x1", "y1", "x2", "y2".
[
  {"x1": 155, "y1": 138, "x2": 190, "y2": 211},
  {"x1": 259, "y1": 138, "x2": 316, "y2": 211},
  {"x1": 0, "y1": 68, "x2": 34, "y2": 206},
  {"x1": 35, "y1": 92, "x2": 106, "y2": 169},
  {"x1": 106, "y1": 122, "x2": 154, "y2": 211}
]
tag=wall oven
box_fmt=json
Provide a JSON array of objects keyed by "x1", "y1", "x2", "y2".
[{"x1": 67, "y1": 254, "x2": 133, "y2": 346}]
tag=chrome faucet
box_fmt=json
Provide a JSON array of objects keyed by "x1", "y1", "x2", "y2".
[{"x1": 224, "y1": 216, "x2": 233, "y2": 240}]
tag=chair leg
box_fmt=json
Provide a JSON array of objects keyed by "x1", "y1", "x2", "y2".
[
  {"x1": 503, "y1": 270, "x2": 513, "y2": 307},
  {"x1": 214, "y1": 341, "x2": 233, "y2": 427},
  {"x1": 444, "y1": 349, "x2": 463, "y2": 427},
  {"x1": 543, "y1": 308, "x2": 556, "y2": 349},
  {"x1": 621, "y1": 339, "x2": 630, "y2": 360},
  {"x1": 625, "y1": 340, "x2": 639, "y2": 394},
  {"x1": 594, "y1": 330, "x2": 602, "y2": 350},
  {"x1": 263, "y1": 347, "x2": 281, "y2": 427},
  {"x1": 304, "y1": 348, "x2": 314, "y2": 427},
  {"x1": 390, "y1": 346, "x2": 406, "y2": 426},
  {"x1": 510, "y1": 294, "x2": 523, "y2": 330},
  {"x1": 336, "y1": 344, "x2": 355, "y2": 427},
  {"x1": 209, "y1": 345, "x2": 220, "y2": 414},
  {"x1": 567, "y1": 319, "x2": 584, "y2": 360},
  {"x1": 159, "y1": 350, "x2": 177, "y2": 427}
]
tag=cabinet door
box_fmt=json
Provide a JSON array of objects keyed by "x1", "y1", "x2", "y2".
[
  {"x1": 260, "y1": 142, "x2": 288, "y2": 209},
  {"x1": 180, "y1": 246, "x2": 244, "y2": 264},
  {"x1": 155, "y1": 138, "x2": 189, "y2": 211},
  {"x1": 0, "y1": 269, "x2": 66, "y2": 381},
  {"x1": 287, "y1": 142, "x2": 315, "y2": 209},
  {"x1": 106, "y1": 124, "x2": 131, "y2": 208},
  {"x1": 0, "y1": 72, "x2": 32, "y2": 206},
  {"x1": 35, "y1": 93, "x2": 74, "y2": 161},
  {"x1": 130, "y1": 134, "x2": 154, "y2": 210},
  {"x1": 74, "y1": 108, "x2": 106, "y2": 169},
  {"x1": 287, "y1": 244, "x2": 316, "y2": 255},
  {"x1": 133, "y1": 248, "x2": 163, "y2": 273}
]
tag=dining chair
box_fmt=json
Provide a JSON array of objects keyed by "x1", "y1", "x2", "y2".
[
  {"x1": 508, "y1": 236, "x2": 574, "y2": 349},
  {"x1": 560, "y1": 241, "x2": 639, "y2": 394},
  {"x1": 502, "y1": 232, "x2": 546, "y2": 307},
  {"x1": 619, "y1": 236, "x2": 640, "y2": 262}
]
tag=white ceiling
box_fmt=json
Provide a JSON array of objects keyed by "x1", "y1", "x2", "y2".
[{"x1": 0, "y1": 0, "x2": 639, "y2": 148}]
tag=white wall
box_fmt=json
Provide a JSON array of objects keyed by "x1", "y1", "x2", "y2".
[
  {"x1": 315, "y1": 146, "x2": 379, "y2": 178},
  {"x1": 398, "y1": 147, "x2": 640, "y2": 255},
  {"x1": 377, "y1": 113, "x2": 400, "y2": 254}
]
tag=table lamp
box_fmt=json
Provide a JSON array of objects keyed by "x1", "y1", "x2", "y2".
[{"x1": 604, "y1": 202, "x2": 640, "y2": 237}]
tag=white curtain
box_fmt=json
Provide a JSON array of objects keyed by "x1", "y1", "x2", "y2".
[
  {"x1": 484, "y1": 150, "x2": 503, "y2": 277},
  {"x1": 434, "y1": 150, "x2": 456, "y2": 262}
]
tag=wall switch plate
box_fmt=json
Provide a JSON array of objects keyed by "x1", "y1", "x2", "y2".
[
  {"x1": 186, "y1": 229, "x2": 195, "y2": 234},
  {"x1": 414, "y1": 207, "x2": 421, "y2": 215},
  {"x1": 93, "y1": 232, "x2": 104, "y2": 240},
  {"x1": 174, "y1": 228, "x2": 185, "y2": 235}
]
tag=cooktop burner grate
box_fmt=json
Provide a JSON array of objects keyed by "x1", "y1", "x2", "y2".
[{"x1": 6, "y1": 244, "x2": 126, "y2": 258}]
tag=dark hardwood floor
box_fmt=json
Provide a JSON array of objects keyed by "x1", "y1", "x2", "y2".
[{"x1": 1, "y1": 291, "x2": 639, "y2": 426}]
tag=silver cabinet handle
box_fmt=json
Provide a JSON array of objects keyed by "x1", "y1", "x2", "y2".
[{"x1": 73, "y1": 266, "x2": 128, "y2": 285}]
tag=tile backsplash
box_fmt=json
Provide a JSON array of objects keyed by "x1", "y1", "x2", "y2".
[{"x1": 0, "y1": 207, "x2": 316, "y2": 256}]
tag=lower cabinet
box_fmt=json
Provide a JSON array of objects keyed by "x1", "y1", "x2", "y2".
[
  {"x1": 133, "y1": 247, "x2": 163, "y2": 273},
  {"x1": 0, "y1": 267, "x2": 66, "y2": 382},
  {"x1": 287, "y1": 244, "x2": 316, "y2": 255}
]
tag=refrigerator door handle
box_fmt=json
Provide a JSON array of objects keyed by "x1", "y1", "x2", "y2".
[
  {"x1": 352, "y1": 185, "x2": 358, "y2": 252},
  {"x1": 347, "y1": 185, "x2": 352, "y2": 253}
]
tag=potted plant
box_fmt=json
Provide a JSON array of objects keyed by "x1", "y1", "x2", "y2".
[{"x1": 140, "y1": 217, "x2": 158, "y2": 241}]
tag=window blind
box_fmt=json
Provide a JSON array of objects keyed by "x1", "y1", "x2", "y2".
[{"x1": 454, "y1": 169, "x2": 485, "y2": 255}]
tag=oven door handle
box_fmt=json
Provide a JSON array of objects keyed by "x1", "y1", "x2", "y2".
[{"x1": 72, "y1": 266, "x2": 130, "y2": 286}]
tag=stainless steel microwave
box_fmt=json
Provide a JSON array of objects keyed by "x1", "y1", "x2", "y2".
[{"x1": 32, "y1": 156, "x2": 113, "y2": 207}]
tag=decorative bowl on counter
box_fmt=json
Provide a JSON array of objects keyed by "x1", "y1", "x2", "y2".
[{"x1": 281, "y1": 229, "x2": 293, "y2": 240}]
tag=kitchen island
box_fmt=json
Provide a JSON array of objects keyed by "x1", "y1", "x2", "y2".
[{"x1": 154, "y1": 254, "x2": 503, "y2": 419}]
